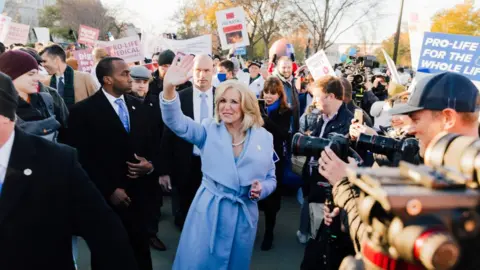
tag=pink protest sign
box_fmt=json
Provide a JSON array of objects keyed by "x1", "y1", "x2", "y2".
[
  {"x1": 78, "y1": 24, "x2": 100, "y2": 46},
  {"x1": 95, "y1": 36, "x2": 144, "y2": 63},
  {"x1": 0, "y1": 15, "x2": 11, "y2": 43},
  {"x1": 73, "y1": 49, "x2": 95, "y2": 73},
  {"x1": 4, "y1": 22, "x2": 30, "y2": 46}
]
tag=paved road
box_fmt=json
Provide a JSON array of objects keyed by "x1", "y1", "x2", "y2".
[{"x1": 77, "y1": 195, "x2": 306, "y2": 270}]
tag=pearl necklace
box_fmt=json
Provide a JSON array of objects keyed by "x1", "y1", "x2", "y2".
[{"x1": 232, "y1": 137, "x2": 246, "y2": 147}]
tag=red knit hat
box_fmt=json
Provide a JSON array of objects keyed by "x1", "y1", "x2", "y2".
[{"x1": 0, "y1": 50, "x2": 39, "y2": 81}]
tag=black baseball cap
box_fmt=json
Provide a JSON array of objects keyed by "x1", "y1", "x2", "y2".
[
  {"x1": 390, "y1": 72, "x2": 479, "y2": 115},
  {"x1": 248, "y1": 61, "x2": 262, "y2": 69}
]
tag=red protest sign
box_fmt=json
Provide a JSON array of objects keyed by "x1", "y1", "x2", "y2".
[
  {"x1": 78, "y1": 24, "x2": 100, "y2": 46},
  {"x1": 73, "y1": 49, "x2": 94, "y2": 73}
]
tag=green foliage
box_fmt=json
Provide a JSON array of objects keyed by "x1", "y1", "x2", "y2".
[
  {"x1": 374, "y1": 32, "x2": 411, "y2": 67},
  {"x1": 431, "y1": 3, "x2": 480, "y2": 36},
  {"x1": 38, "y1": 5, "x2": 74, "y2": 41}
]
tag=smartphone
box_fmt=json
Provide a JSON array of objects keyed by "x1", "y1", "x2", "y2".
[{"x1": 354, "y1": 109, "x2": 364, "y2": 125}]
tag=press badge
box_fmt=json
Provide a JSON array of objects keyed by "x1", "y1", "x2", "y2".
[{"x1": 273, "y1": 150, "x2": 280, "y2": 163}]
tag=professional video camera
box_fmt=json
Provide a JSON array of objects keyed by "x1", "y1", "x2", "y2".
[
  {"x1": 341, "y1": 132, "x2": 480, "y2": 270},
  {"x1": 355, "y1": 133, "x2": 419, "y2": 166}
]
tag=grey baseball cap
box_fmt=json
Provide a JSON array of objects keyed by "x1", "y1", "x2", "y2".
[
  {"x1": 130, "y1": 66, "x2": 151, "y2": 80},
  {"x1": 390, "y1": 72, "x2": 479, "y2": 115}
]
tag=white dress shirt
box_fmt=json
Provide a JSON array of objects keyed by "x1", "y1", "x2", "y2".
[
  {"x1": 102, "y1": 89, "x2": 130, "y2": 123},
  {"x1": 192, "y1": 86, "x2": 214, "y2": 155},
  {"x1": 0, "y1": 131, "x2": 15, "y2": 183}
]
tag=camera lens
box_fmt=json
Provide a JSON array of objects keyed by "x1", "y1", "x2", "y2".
[
  {"x1": 392, "y1": 224, "x2": 459, "y2": 270},
  {"x1": 291, "y1": 133, "x2": 330, "y2": 157},
  {"x1": 356, "y1": 134, "x2": 399, "y2": 156},
  {"x1": 414, "y1": 230, "x2": 459, "y2": 270}
]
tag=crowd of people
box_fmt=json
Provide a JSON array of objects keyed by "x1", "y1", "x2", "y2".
[{"x1": 0, "y1": 38, "x2": 479, "y2": 270}]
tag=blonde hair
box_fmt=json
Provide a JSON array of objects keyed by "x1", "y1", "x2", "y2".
[
  {"x1": 92, "y1": 47, "x2": 109, "y2": 63},
  {"x1": 214, "y1": 80, "x2": 264, "y2": 132}
]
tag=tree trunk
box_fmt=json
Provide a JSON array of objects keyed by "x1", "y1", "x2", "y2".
[{"x1": 263, "y1": 38, "x2": 269, "y2": 61}]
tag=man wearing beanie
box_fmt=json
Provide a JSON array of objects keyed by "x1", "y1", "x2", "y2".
[
  {"x1": 0, "y1": 50, "x2": 70, "y2": 141},
  {"x1": 0, "y1": 72, "x2": 138, "y2": 270},
  {"x1": 18, "y1": 47, "x2": 69, "y2": 129},
  {"x1": 40, "y1": 44, "x2": 97, "y2": 107}
]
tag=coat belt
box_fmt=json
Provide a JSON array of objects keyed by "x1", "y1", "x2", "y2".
[{"x1": 201, "y1": 178, "x2": 254, "y2": 254}]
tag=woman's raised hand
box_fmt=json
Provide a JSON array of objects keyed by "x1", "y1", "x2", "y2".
[{"x1": 163, "y1": 54, "x2": 195, "y2": 99}]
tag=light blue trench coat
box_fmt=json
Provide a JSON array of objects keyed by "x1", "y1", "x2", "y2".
[{"x1": 160, "y1": 94, "x2": 277, "y2": 270}]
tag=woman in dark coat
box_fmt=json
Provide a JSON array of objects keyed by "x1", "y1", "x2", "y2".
[{"x1": 259, "y1": 76, "x2": 292, "y2": 250}]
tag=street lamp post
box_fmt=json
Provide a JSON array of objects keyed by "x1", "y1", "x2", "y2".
[{"x1": 393, "y1": 0, "x2": 405, "y2": 64}]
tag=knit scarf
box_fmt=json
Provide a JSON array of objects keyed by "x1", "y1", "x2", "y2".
[
  {"x1": 50, "y1": 65, "x2": 75, "y2": 107},
  {"x1": 267, "y1": 99, "x2": 281, "y2": 116}
]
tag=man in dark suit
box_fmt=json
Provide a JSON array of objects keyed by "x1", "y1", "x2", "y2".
[
  {"x1": 0, "y1": 72, "x2": 137, "y2": 270},
  {"x1": 143, "y1": 50, "x2": 190, "y2": 249},
  {"x1": 66, "y1": 57, "x2": 156, "y2": 270},
  {"x1": 159, "y1": 54, "x2": 215, "y2": 229}
]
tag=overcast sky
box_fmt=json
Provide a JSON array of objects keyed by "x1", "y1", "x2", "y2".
[{"x1": 101, "y1": 0, "x2": 478, "y2": 44}]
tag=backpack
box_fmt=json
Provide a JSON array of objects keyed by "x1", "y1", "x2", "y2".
[{"x1": 16, "y1": 92, "x2": 61, "y2": 142}]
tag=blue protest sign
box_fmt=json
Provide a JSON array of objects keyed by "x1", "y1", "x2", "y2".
[
  {"x1": 235, "y1": 47, "x2": 247, "y2": 55},
  {"x1": 417, "y1": 32, "x2": 480, "y2": 83}
]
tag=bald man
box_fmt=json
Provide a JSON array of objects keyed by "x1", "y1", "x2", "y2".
[{"x1": 158, "y1": 54, "x2": 215, "y2": 229}]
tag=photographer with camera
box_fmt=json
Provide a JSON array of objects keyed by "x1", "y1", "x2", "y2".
[
  {"x1": 350, "y1": 89, "x2": 418, "y2": 167},
  {"x1": 322, "y1": 72, "x2": 480, "y2": 261},
  {"x1": 297, "y1": 75, "x2": 356, "y2": 269},
  {"x1": 301, "y1": 75, "x2": 354, "y2": 205}
]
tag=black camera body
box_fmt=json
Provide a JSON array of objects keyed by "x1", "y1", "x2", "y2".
[{"x1": 356, "y1": 133, "x2": 420, "y2": 166}]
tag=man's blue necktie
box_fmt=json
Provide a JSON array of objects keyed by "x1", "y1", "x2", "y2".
[
  {"x1": 58, "y1": 77, "x2": 65, "y2": 97},
  {"x1": 115, "y1": 99, "x2": 130, "y2": 132}
]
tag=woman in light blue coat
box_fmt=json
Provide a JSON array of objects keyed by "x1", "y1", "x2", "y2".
[{"x1": 160, "y1": 54, "x2": 277, "y2": 269}]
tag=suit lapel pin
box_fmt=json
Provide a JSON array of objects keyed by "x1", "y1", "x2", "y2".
[
  {"x1": 257, "y1": 145, "x2": 262, "y2": 151},
  {"x1": 132, "y1": 106, "x2": 136, "y2": 110},
  {"x1": 24, "y1": 169, "x2": 32, "y2": 176},
  {"x1": 149, "y1": 103, "x2": 153, "y2": 107}
]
